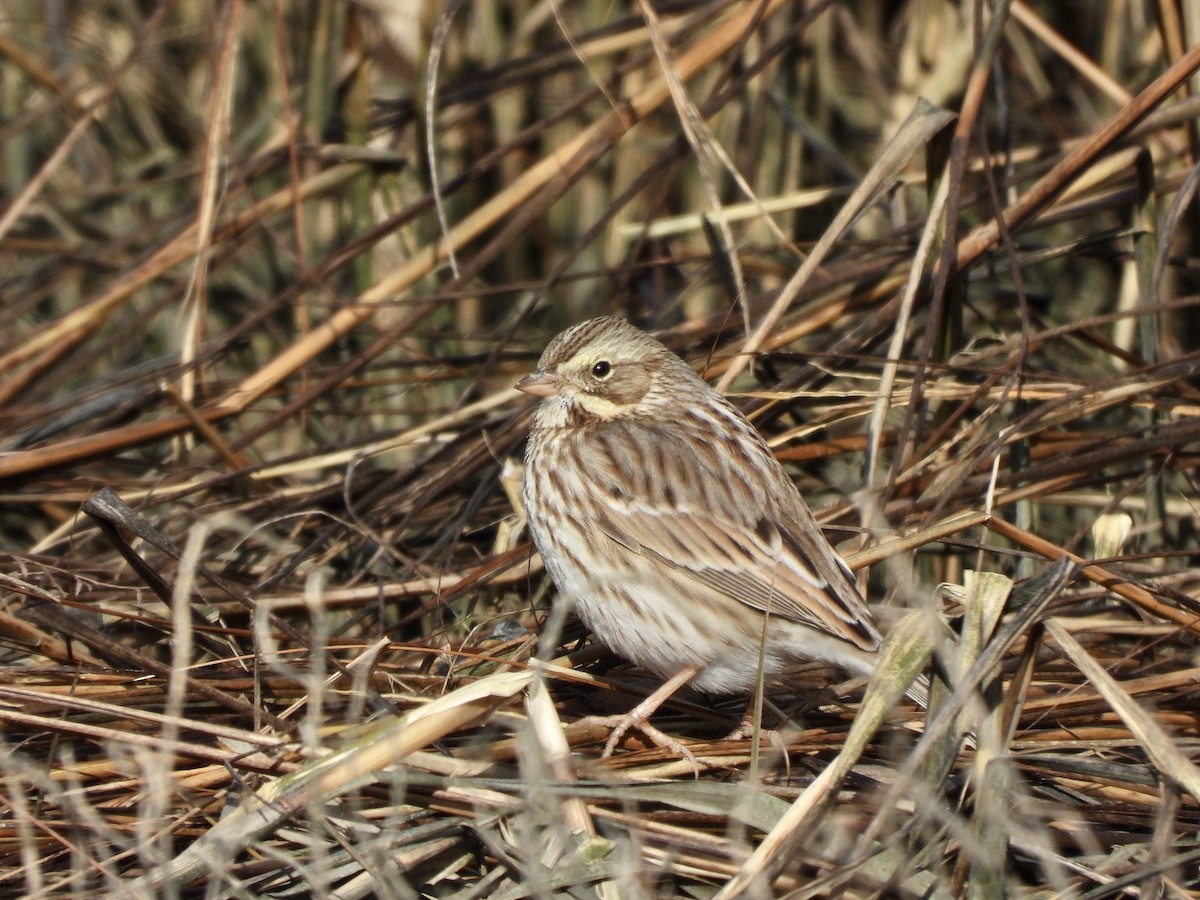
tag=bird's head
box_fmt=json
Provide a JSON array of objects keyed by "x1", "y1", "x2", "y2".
[{"x1": 516, "y1": 317, "x2": 689, "y2": 423}]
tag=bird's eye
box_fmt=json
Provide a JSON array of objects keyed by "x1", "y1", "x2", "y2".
[{"x1": 591, "y1": 360, "x2": 612, "y2": 379}]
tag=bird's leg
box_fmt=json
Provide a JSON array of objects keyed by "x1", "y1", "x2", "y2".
[{"x1": 578, "y1": 663, "x2": 701, "y2": 762}]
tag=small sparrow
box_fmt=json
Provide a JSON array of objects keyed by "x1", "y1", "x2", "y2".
[{"x1": 517, "y1": 317, "x2": 885, "y2": 756}]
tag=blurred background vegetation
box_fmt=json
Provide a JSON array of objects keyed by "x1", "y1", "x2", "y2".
[{"x1": 0, "y1": 0, "x2": 1198, "y2": 895}]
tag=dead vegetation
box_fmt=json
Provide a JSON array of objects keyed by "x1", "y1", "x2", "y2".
[{"x1": 1, "y1": 1, "x2": 1199, "y2": 896}]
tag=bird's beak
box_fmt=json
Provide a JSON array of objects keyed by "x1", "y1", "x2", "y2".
[{"x1": 515, "y1": 370, "x2": 560, "y2": 398}]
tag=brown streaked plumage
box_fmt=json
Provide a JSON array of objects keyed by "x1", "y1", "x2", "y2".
[{"x1": 517, "y1": 317, "x2": 885, "y2": 751}]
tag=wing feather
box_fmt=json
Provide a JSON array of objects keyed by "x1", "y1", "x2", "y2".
[{"x1": 576, "y1": 419, "x2": 880, "y2": 651}]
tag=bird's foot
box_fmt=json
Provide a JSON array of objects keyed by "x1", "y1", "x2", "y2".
[
  {"x1": 575, "y1": 711, "x2": 697, "y2": 766},
  {"x1": 722, "y1": 718, "x2": 784, "y2": 744},
  {"x1": 577, "y1": 664, "x2": 702, "y2": 767}
]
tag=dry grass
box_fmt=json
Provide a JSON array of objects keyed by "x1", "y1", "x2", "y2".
[{"x1": 1, "y1": 1, "x2": 1199, "y2": 896}]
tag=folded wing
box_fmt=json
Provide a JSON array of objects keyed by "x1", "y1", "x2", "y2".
[{"x1": 579, "y1": 419, "x2": 881, "y2": 652}]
